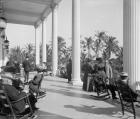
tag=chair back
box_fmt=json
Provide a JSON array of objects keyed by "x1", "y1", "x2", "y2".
[
  {"x1": 116, "y1": 80, "x2": 136, "y2": 119},
  {"x1": 117, "y1": 81, "x2": 135, "y2": 102},
  {"x1": 0, "y1": 83, "x2": 16, "y2": 118},
  {"x1": 0, "y1": 80, "x2": 33, "y2": 119}
]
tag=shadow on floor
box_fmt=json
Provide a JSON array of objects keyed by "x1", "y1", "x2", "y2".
[
  {"x1": 64, "y1": 104, "x2": 134, "y2": 119},
  {"x1": 50, "y1": 84, "x2": 82, "y2": 91},
  {"x1": 45, "y1": 78, "x2": 140, "y2": 119},
  {"x1": 47, "y1": 87, "x2": 115, "y2": 102},
  {"x1": 47, "y1": 88, "x2": 101, "y2": 101},
  {"x1": 64, "y1": 104, "x2": 119, "y2": 115},
  {"x1": 46, "y1": 88, "x2": 140, "y2": 119},
  {"x1": 0, "y1": 110, "x2": 72, "y2": 119},
  {"x1": 36, "y1": 110, "x2": 72, "y2": 119},
  {"x1": 44, "y1": 77, "x2": 68, "y2": 84}
]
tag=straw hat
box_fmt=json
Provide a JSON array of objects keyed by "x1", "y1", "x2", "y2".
[{"x1": 120, "y1": 72, "x2": 128, "y2": 77}]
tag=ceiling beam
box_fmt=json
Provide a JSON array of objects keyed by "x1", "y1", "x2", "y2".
[
  {"x1": 7, "y1": 19, "x2": 34, "y2": 26},
  {"x1": 22, "y1": 0, "x2": 52, "y2": 5},
  {"x1": 4, "y1": 0, "x2": 52, "y2": 5},
  {"x1": 34, "y1": 0, "x2": 62, "y2": 27},
  {"x1": 5, "y1": 8, "x2": 40, "y2": 18},
  {"x1": 34, "y1": 6, "x2": 51, "y2": 27}
]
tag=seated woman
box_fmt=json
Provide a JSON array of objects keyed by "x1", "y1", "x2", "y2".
[{"x1": 29, "y1": 68, "x2": 46, "y2": 98}]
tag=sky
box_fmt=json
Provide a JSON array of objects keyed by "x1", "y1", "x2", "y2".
[{"x1": 6, "y1": 0, "x2": 123, "y2": 49}]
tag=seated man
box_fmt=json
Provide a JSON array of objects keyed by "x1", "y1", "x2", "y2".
[
  {"x1": 0, "y1": 72, "x2": 38, "y2": 114},
  {"x1": 29, "y1": 68, "x2": 46, "y2": 98},
  {"x1": 117, "y1": 72, "x2": 138, "y2": 102}
]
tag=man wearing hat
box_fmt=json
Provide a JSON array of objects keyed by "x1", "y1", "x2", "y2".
[
  {"x1": 117, "y1": 72, "x2": 138, "y2": 101},
  {"x1": 22, "y1": 56, "x2": 31, "y2": 83}
]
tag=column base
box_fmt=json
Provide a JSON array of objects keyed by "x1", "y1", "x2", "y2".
[
  {"x1": 71, "y1": 79, "x2": 83, "y2": 86},
  {"x1": 136, "y1": 82, "x2": 140, "y2": 91}
]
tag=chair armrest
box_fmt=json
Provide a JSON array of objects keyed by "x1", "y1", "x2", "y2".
[{"x1": 11, "y1": 93, "x2": 30, "y2": 103}]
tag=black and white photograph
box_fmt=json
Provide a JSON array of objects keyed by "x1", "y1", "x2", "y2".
[{"x1": 0, "y1": 0, "x2": 140, "y2": 119}]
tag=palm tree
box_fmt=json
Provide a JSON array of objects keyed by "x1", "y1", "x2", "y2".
[
  {"x1": 23, "y1": 43, "x2": 35, "y2": 70},
  {"x1": 92, "y1": 31, "x2": 106, "y2": 58},
  {"x1": 21, "y1": 50, "x2": 27, "y2": 63},
  {"x1": 58, "y1": 36, "x2": 66, "y2": 51},
  {"x1": 116, "y1": 47, "x2": 123, "y2": 66},
  {"x1": 110, "y1": 47, "x2": 123, "y2": 73},
  {"x1": 103, "y1": 36, "x2": 119, "y2": 59},
  {"x1": 58, "y1": 36, "x2": 67, "y2": 67},
  {"x1": 80, "y1": 36, "x2": 93, "y2": 62},
  {"x1": 25, "y1": 43, "x2": 34, "y2": 56},
  {"x1": 9, "y1": 46, "x2": 23, "y2": 63},
  {"x1": 102, "y1": 50, "x2": 109, "y2": 60},
  {"x1": 84, "y1": 36, "x2": 93, "y2": 59},
  {"x1": 46, "y1": 44, "x2": 52, "y2": 70}
]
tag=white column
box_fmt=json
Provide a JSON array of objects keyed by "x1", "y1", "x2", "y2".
[
  {"x1": 42, "y1": 19, "x2": 47, "y2": 64},
  {"x1": 1, "y1": 30, "x2": 5, "y2": 66},
  {"x1": 35, "y1": 25, "x2": 40, "y2": 66},
  {"x1": 72, "y1": 0, "x2": 82, "y2": 85},
  {"x1": 0, "y1": 31, "x2": 3, "y2": 72},
  {"x1": 123, "y1": 0, "x2": 140, "y2": 90},
  {"x1": 52, "y1": 4, "x2": 58, "y2": 76},
  {"x1": 3, "y1": 51, "x2": 8, "y2": 66},
  {"x1": 3, "y1": 35, "x2": 8, "y2": 66}
]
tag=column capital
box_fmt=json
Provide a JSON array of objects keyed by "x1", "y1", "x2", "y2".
[
  {"x1": 50, "y1": 3, "x2": 58, "y2": 10},
  {"x1": 34, "y1": 24, "x2": 38, "y2": 29},
  {"x1": 34, "y1": 22, "x2": 40, "y2": 29},
  {"x1": 41, "y1": 17, "x2": 47, "y2": 22}
]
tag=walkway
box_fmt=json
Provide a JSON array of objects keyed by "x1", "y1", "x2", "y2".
[
  {"x1": 0, "y1": 74, "x2": 140, "y2": 119},
  {"x1": 35, "y1": 76, "x2": 140, "y2": 119}
]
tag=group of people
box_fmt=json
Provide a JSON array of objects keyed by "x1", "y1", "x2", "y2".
[
  {"x1": 5, "y1": 56, "x2": 30, "y2": 84},
  {"x1": 82, "y1": 57, "x2": 139, "y2": 101},
  {"x1": 0, "y1": 56, "x2": 46, "y2": 116},
  {"x1": 1, "y1": 55, "x2": 139, "y2": 116}
]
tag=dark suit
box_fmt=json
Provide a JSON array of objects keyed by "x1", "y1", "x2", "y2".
[
  {"x1": 4, "y1": 84, "x2": 37, "y2": 114},
  {"x1": 22, "y1": 59, "x2": 31, "y2": 82},
  {"x1": 4, "y1": 84, "x2": 26, "y2": 114},
  {"x1": 117, "y1": 79, "x2": 138, "y2": 101},
  {"x1": 66, "y1": 61, "x2": 72, "y2": 82}
]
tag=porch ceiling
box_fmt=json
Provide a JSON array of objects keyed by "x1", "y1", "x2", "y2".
[{"x1": 0, "y1": 0, "x2": 61, "y2": 26}]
